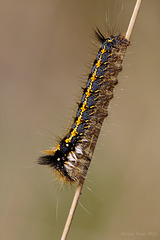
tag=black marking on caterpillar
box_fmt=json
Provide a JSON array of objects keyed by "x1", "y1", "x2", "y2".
[{"x1": 38, "y1": 29, "x2": 129, "y2": 183}]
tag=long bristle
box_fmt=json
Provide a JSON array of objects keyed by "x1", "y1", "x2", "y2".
[{"x1": 94, "y1": 27, "x2": 106, "y2": 42}]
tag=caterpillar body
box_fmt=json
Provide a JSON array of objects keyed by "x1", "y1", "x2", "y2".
[{"x1": 38, "y1": 30, "x2": 129, "y2": 183}]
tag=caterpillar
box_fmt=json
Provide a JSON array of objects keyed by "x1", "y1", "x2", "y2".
[{"x1": 38, "y1": 29, "x2": 129, "y2": 183}]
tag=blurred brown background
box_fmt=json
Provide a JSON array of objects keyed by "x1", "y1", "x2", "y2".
[{"x1": 0, "y1": 0, "x2": 160, "y2": 239}]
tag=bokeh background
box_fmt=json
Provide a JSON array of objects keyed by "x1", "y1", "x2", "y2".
[{"x1": 1, "y1": 0, "x2": 160, "y2": 239}]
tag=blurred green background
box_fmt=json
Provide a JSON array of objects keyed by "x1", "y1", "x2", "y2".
[{"x1": 0, "y1": 0, "x2": 160, "y2": 239}]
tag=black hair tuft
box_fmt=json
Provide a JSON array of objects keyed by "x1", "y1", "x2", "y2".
[{"x1": 94, "y1": 27, "x2": 106, "y2": 43}]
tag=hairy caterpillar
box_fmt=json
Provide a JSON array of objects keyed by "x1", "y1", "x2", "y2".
[{"x1": 38, "y1": 29, "x2": 129, "y2": 183}]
